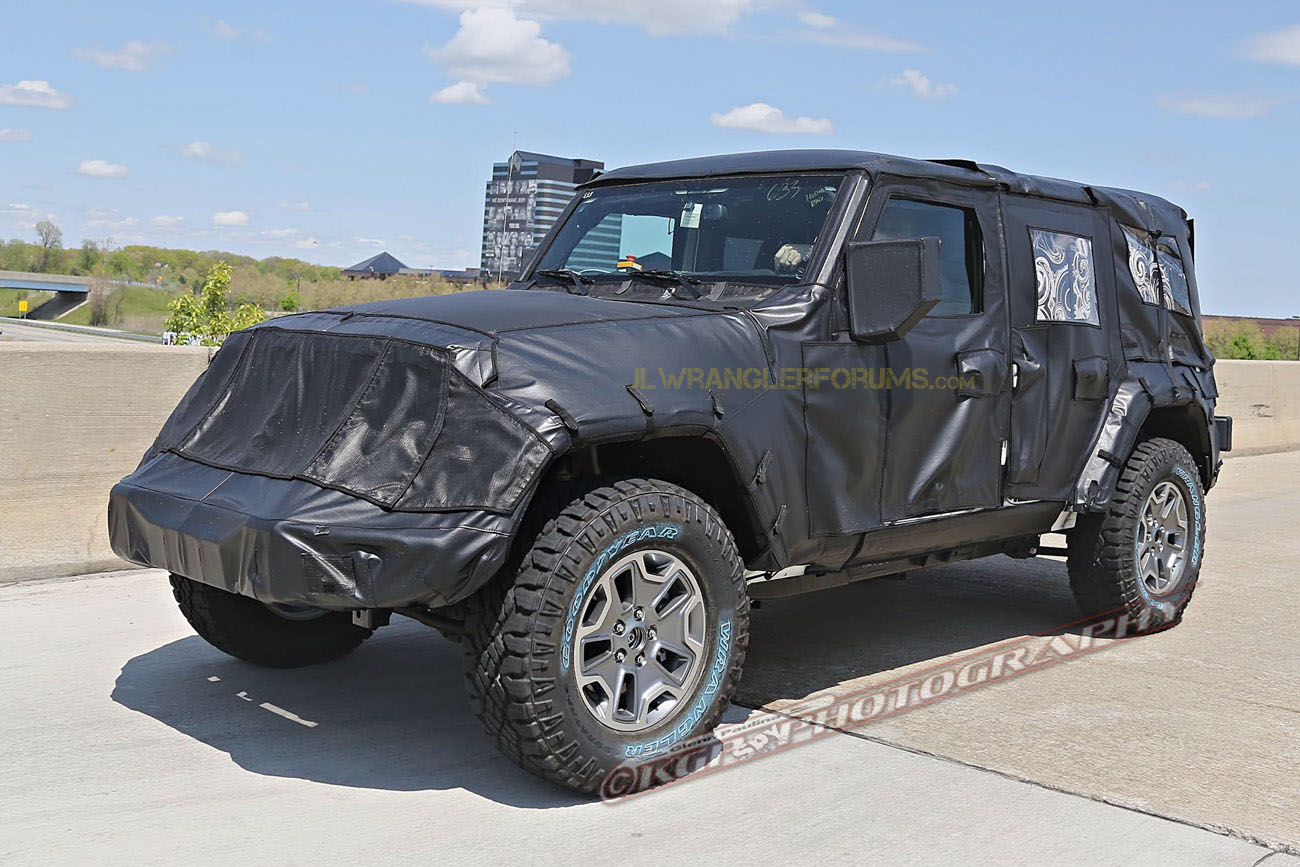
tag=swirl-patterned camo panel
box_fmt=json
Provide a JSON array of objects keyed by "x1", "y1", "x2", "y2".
[
  {"x1": 1121, "y1": 225, "x2": 1193, "y2": 315},
  {"x1": 1031, "y1": 229, "x2": 1099, "y2": 325},
  {"x1": 1122, "y1": 226, "x2": 1161, "y2": 305}
]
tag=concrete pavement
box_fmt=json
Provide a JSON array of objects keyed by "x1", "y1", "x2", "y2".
[
  {"x1": 0, "y1": 569, "x2": 1291, "y2": 867},
  {"x1": 2, "y1": 453, "x2": 1298, "y2": 865},
  {"x1": 739, "y1": 450, "x2": 1300, "y2": 852}
]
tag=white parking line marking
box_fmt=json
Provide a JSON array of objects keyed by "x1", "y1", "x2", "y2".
[
  {"x1": 207, "y1": 676, "x2": 221, "y2": 682},
  {"x1": 259, "y1": 702, "x2": 319, "y2": 728}
]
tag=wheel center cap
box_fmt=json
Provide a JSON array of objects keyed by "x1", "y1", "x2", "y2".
[{"x1": 625, "y1": 626, "x2": 647, "y2": 650}]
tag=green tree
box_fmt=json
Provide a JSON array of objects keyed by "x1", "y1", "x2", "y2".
[
  {"x1": 77, "y1": 239, "x2": 100, "y2": 274},
  {"x1": 34, "y1": 220, "x2": 62, "y2": 272},
  {"x1": 164, "y1": 261, "x2": 265, "y2": 345}
]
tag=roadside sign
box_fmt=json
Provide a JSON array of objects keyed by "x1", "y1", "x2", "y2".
[{"x1": 17, "y1": 300, "x2": 29, "y2": 316}]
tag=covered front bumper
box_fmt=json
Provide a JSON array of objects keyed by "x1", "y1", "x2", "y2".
[{"x1": 108, "y1": 455, "x2": 517, "y2": 610}]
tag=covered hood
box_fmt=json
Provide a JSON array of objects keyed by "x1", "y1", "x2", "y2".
[{"x1": 141, "y1": 286, "x2": 778, "y2": 514}]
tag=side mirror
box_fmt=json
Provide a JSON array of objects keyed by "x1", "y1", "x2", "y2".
[{"x1": 845, "y1": 237, "x2": 942, "y2": 343}]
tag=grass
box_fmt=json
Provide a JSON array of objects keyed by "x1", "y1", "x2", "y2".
[
  {"x1": 61, "y1": 285, "x2": 186, "y2": 334},
  {"x1": 4, "y1": 273, "x2": 499, "y2": 336},
  {"x1": 0, "y1": 288, "x2": 55, "y2": 318}
]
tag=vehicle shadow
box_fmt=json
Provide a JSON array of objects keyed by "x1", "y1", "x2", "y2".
[
  {"x1": 111, "y1": 618, "x2": 583, "y2": 808},
  {"x1": 111, "y1": 555, "x2": 1074, "y2": 800},
  {"x1": 737, "y1": 555, "x2": 1080, "y2": 707}
]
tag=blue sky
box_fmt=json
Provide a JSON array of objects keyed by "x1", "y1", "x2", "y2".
[{"x1": 1, "y1": 1, "x2": 1298, "y2": 315}]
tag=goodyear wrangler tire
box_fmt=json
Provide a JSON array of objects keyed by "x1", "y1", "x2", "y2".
[
  {"x1": 170, "y1": 575, "x2": 372, "y2": 668},
  {"x1": 1067, "y1": 438, "x2": 1206, "y2": 631},
  {"x1": 465, "y1": 478, "x2": 750, "y2": 793}
]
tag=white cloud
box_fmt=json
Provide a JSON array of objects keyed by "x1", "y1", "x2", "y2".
[
  {"x1": 1240, "y1": 26, "x2": 1300, "y2": 66},
  {"x1": 205, "y1": 19, "x2": 271, "y2": 43},
  {"x1": 793, "y1": 10, "x2": 922, "y2": 51},
  {"x1": 425, "y1": 8, "x2": 571, "y2": 87},
  {"x1": 76, "y1": 159, "x2": 129, "y2": 178},
  {"x1": 355, "y1": 237, "x2": 386, "y2": 247},
  {"x1": 886, "y1": 69, "x2": 957, "y2": 101},
  {"x1": 798, "y1": 10, "x2": 836, "y2": 29},
  {"x1": 151, "y1": 215, "x2": 184, "y2": 227},
  {"x1": 0, "y1": 128, "x2": 33, "y2": 142},
  {"x1": 212, "y1": 210, "x2": 251, "y2": 227},
  {"x1": 84, "y1": 207, "x2": 138, "y2": 230},
  {"x1": 6, "y1": 203, "x2": 31, "y2": 212},
  {"x1": 1160, "y1": 93, "x2": 1279, "y2": 119},
  {"x1": 0, "y1": 80, "x2": 73, "y2": 109},
  {"x1": 401, "y1": 0, "x2": 763, "y2": 36},
  {"x1": 295, "y1": 236, "x2": 321, "y2": 249},
  {"x1": 263, "y1": 227, "x2": 299, "y2": 237},
  {"x1": 431, "y1": 80, "x2": 490, "y2": 104},
  {"x1": 711, "y1": 102, "x2": 833, "y2": 135},
  {"x1": 177, "y1": 140, "x2": 244, "y2": 164},
  {"x1": 278, "y1": 198, "x2": 311, "y2": 211},
  {"x1": 72, "y1": 41, "x2": 171, "y2": 72}
]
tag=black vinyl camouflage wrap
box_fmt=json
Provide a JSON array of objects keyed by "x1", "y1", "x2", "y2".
[{"x1": 109, "y1": 149, "x2": 1223, "y2": 611}]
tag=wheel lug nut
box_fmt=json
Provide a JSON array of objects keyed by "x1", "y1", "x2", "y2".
[
  {"x1": 613, "y1": 621, "x2": 625, "y2": 635},
  {"x1": 647, "y1": 627, "x2": 656, "y2": 640},
  {"x1": 635, "y1": 653, "x2": 646, "y2": 667},
  {"x1": 614, "y1": 650, "x2": 626, "y2": 662},
  {"x1": 634, "y1": 607, "x2": 645, "y2": 621}
]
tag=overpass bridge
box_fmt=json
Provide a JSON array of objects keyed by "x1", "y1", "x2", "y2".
[{"x1": 0, "y1": 269, "x2": 94, "y2": 320}]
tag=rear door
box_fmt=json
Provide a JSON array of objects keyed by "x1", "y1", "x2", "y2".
[{"x1": 1002, "y1": 196, "x2": 1117, "y2": 501}]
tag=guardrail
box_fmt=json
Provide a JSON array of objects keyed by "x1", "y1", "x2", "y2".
[
  {"x1": 0, "y1": 316, "x2": 159, "y2": 343},
  {"x1": 0, "y1": 348, "x2": 1295, "y2": 583}
]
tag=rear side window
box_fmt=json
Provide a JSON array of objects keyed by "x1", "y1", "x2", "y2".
[
  {"x1": 1030, "y1": 228, "x2": 1099, "y2": 325},
  {"x1": 1122, "y1": 225, "x2": 1192, "y2": 316},
  {"x1": 872, "y1": 198, "x2": 982, "y2": 316}
]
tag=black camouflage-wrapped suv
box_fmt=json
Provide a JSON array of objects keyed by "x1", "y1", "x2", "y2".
[{"x1": 110, "y1": 150, "x2": 1231, "y2": 792}]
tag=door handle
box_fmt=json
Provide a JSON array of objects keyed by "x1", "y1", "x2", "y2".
[{"x1": 955, "y1": 348, "x2": 1006, "y2": 398}]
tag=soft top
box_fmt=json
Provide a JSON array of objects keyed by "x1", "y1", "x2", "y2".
[{"x1": 589, "y1": 149, "x2": 1187, "y2": 227}]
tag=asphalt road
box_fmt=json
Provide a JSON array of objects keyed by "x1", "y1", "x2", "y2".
[
  {"x1": 0, "y1": 318, "x2": 151, "y2": 344},
  {"x1": 2, "y1": 452, "x2": 1297, "y2": 866}
]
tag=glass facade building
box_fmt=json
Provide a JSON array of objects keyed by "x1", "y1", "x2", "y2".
[{"x1": 480, "y1": 151, "x2": 605, "y2": 281}]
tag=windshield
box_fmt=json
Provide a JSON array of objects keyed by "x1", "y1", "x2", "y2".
[{"x1": 531, "y1": 174, "x2": 844, "y2": 296}]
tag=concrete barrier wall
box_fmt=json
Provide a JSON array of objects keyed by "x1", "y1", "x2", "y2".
[
  {"x1": 1211, "y1": 360, "x2": 1300, "y2": 457},
  {"x1": 0, "y1": 344, "x2": 211, "y2": 583},
  {"x1": 1, "y1": 347, "x2": 1296, "y2": 582}
]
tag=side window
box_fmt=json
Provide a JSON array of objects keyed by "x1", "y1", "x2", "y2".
[
  {"x1": 872, "y1": 198, "x2": 982, "y2": 316},
  {"x1": 1121, "y1": 225, "x2": 1193, "y2": 316},
  {"x1": 1030, "y1": 228, "x2": 1099, "y2": 325},
  {"x1": 1157, "y1": 242, "x2": 1192, "y2": 315}
]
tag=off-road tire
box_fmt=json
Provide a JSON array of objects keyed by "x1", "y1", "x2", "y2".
[
  {"x1": 170, "y1": 574, "x2": 372, "y2": 667},
  {"x1": 465, "y1": 477, "x2": 750, "y2": 794},
  {"x1": 1067, "y1": 438, "x2": 1206, "y2": 631}
]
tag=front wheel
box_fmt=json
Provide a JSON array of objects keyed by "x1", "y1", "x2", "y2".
[
  {"x1": 170, "y1": 575, "x2": 373, "y2": 668},
  {"x1": 465, "y1": 478, "x2": 750, "y2": 793},
  {"x1": 1067, "y1": 438, "x2": 1206, "y2": 631}
]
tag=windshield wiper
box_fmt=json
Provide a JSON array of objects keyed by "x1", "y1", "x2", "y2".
[
  {"x1": 632, "y1": 269, "x2": 703, "y2": 300},
  {"x1": 533, "y1": 268, "x2": 593, "y2": 295}
]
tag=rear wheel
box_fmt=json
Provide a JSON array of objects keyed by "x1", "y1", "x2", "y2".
[
  {"x1": 465, "y1": 478, "x2": 749, "y2": 793},
  {"x1": 1067, "y1": 438, "x2": 1206, "y2": 631},
  {"x1": 170, "y1": 575, "x2": 372, "y2": 668}
]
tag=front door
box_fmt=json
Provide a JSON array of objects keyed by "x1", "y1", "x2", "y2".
[{"x1": 862, "y1": 181, "x2": 1011, "y2": 522}]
